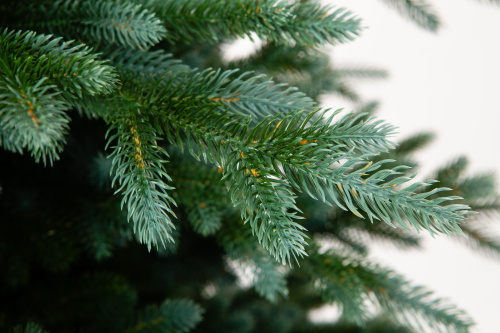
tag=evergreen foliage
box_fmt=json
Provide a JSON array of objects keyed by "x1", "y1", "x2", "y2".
[
  {"x1": 379, "y1": 0, "x2": 440, "y2": 32},
  {"x1": 1, "y1": 0, "x2": 499, "y2": 332}
]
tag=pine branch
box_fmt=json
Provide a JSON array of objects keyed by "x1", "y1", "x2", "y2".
[
  {"x1": 84, "y1": 65, "x2": 470, "y2": 262},
  {"x1": 141, "y1": 0, "x2": 361, "y2": 47},
  {"x1": 21, "y1": 0, "x2": 166, "y2": 50},
  {"x1": 105, "y1": 47, "x2": 189, "y2": 75},
  {"x1": 285, "y1": 1, "x2": 362, "y2": 46},
  {"x1": 380, "y1": 0, "x2": 440, "y2": 32},
  {"x1": 0, "y1": 76, "x2": 70, "y2": 165},
  {"x1": 159, "y1": 105, "x2": 394, "y2": 263},
  {"x1": 303, "y1": 247, "x2": 474, "y2": 332},
  {"x1": 106, "y1": 105, "x2": 177, "y2": 251},
  {"x1": 0, "y1": 29, "x2": 117, "y2": 99},
  {"x1": 327, "y1": 164, "x2": 471, "y2": 236},
  {"x1": 116, "y1": 66, "x2": 469, "y2": 259},
  {"x1": 0, "y1": 29, "x2": 116, "y2": 163},
  {"x1": 121, "y1": 67, "x2": 316, "y2": 121},
  {"x1": 141, "y1": 80, "x2": 310, "y2": 264},
  {"x1": 370, "y1": 269, "x2": 474, "y2": 333}
]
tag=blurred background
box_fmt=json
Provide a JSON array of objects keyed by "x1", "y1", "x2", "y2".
[
  {"x1": 225, "y1": 0, "x2": 500, "y2": 331},
  {"x1": 324, "y1": 1, "x2": 500, "y2": 332}
]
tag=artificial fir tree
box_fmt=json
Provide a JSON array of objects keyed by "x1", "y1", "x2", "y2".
[{"x1": 1, "y1": 0, "x2": 499, "y2": 332}]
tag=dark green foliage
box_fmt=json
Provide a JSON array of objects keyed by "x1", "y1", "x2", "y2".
[
  {"x1": 134, "y1": 299, "x2": 204, "y2": 333},
  {"x1": 12, "y1": 323, "x2": 49, "y2": 333},
  {"x1": 1, "y1": 1, "x2": 499, "y2": 332}
]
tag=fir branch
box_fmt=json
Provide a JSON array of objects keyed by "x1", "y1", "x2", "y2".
[
  {"x1": 276, "y1": 68, "x2": 361, "y2": 102},
  {"x1": 290, "y1": 2, "x2": 362, "y2": 46},
  {"x1": 370, "y1": 268, "x2": 474, "y2": 333},
  {"x1": 380, "y1": 0, "x2": 440, "y2": 32},
  {"x1": 141, "y1": 0, "x2": 361, "y2": 47},
  {"x1": 121, "y1": 67, "x2": 316, "y2": 121},
  {"x1": 155, "y1": 101, "x2": 393, "y2": 263},
  {"x1": 220, "y1": 72, "x2": 316, "y2": 120},
  {"x1": 318, "y1": 163, "x2": 471, "y2": 236},
  {"x1": 326, "y1": 230, "x2": 370, "y2": 255},
  {"x1": 119, "y1": 65, "x2": 468, "y2": 258},
  {"x1": 105, "y1": 47, "x2": 189, "y2": 75},
  {"x1": 109, "y1": 67, "x2": 469, "y2": 260},
  {"x1": 125, "y1": 74, "x2": 311, "y2": 264},
  {"x1": 0, "y1": 29, "x2": 118, "y2": 101},
  {"x1": 163, "y1": 105, "x2": 309, "y2": 265},
  {"x1": 0, "y1": 76, "x2": 69, "y2": 165},
  {"x1": 230, "y1": 110, "x2": 469, "y2": 237},
  {"x1": 79, "y1": 0, "x2": 166, "y2": 49},
  {"x1": 106, "y1": 105, "x2": 177, "y2": 251},
  {"x1": 319, "y1": 110, "x2": 397, "y2": 155},
  {"x1": 304, "y1": 247, "x2": 474, "y2": 332},
  {"x1": 25, "y1": 0, "x2": 166, "y2": 50},
  {"x1": 75, "y1": 94, "x2": 115, "y2": 119}
]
